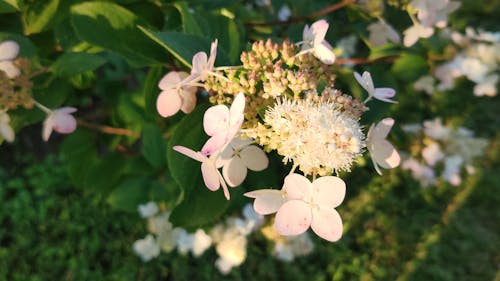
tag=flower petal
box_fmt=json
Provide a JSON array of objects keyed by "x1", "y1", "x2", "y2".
[
  {"x1": 0, "y1": 61, "x2": 20, "y2": 78},
  {"x1": 311, "y1": 20, "x2": 329, "y2": 44},
  {"x1": 282, "y1": 173, "x2": 312, "y2": 200},
  {"x1": 218, "y1": 171, "x2": 230, "y2": 200},
  {"x1": 191, "y1": 51, "x2": 208, "y2": 76},
  {"x1": 371, "y1": 140, "x2": 400, "y2": 169},
  {"x1": 229, "y1": 93, "x2": 245, "y2": 127},
  {"x1": 311, "y1": 207, "x2": 343, "y2": 242},
  {"x1": 179, "y1": 89, "x2": 197, "y2": 114},
  {"x1": 201, "y1": 161, "x2": 220, "y2": 191},
  {"x1": 203, "y1": 104, "x2": 229, "y2": 136},
  {"x1": 369, "y1": 118, "x2": 394, "y2": 142},
  {"x1": 173, "y1": 145, "x2": 206, "y2": 162},
  {"x1": 52, "y1": 112, "x2": 77, "y2": 134},
  {"x1": 42, "y1": 117, "x2": 54, "y2": 141},
  {"x1": 314, "y1": 41, "x2": 336, "y2": 65},
  {"x1": 374, "y1": 88, "x2": 397, "y2": 103},
  {"x1": 274, "y1": 200, "x2": 312, "y2": 236},
  {"x1": 158, "y1": 71, "x2": 183, "y2": 90},
  {"x1": 240, "y1": 145, "x2": 268, "y2": 171},
  {"x1": 244, "y1": 189, "x2": 285, "y2": 215},
  {"x1": 201, "y1": 132, "x2": 227, "y2": 156},
  {"x1": 0, "y1": 40, "x2": 19, "y2": 61},
  {"x1": 312, "y1": 176, "x2": 346, "y2": 208},
  {"x1": 156, "y1": 89, "x2": 182, "y2": 117},
  {"x1": 207, "y1": 39, "x2": 218, "y2": 70},
  {"x1": 0, "y1": 124, "x2": 14, "y2": 142},
  {"x1": 222, "y1": 156, "x2": 247, "y2": 187}
]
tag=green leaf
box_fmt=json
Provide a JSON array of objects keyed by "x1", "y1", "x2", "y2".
[
  {"x1": 166, "y1": 104, "x2": 230, "y2": 229},
  {"x1": 141, "y1": 123, "x2": 167, "y2": 169},
  {"x1": 197, "y1": 13, "x2": 241, "y2": 64},
  {"x1": 140, "y1": 27, "x2": 230, "y2": 68},
  {"x1": 173, "y1": 2, "x2": 203, "y2": 36},
  {"x1": 59, "y1": 129, "x2": 97, "y2": 186},
  {"x1": 143, "y1": 65, "x2": 164, "y2": 117},
  {"x1": 107, "y1": 177, "x2": 151, "y2": 212},
  {"x1": 391, "y1": 53, "x2": 428, "y2": 82},
  {"x1": 0, "y1": 0, "x2": 19, "y2": 13},
  {"x1": 51, "y1": 52, "x2": 106, "y2": 77},
  {"x1": 85, "y1": 153, "x2": 126, "y2": 195},
  {"x1": 70, "y1": 1, "x2": 167, "y2": 67},
  {"x1": 21, "y1": 0, "x2": 60, "y2": 34}
]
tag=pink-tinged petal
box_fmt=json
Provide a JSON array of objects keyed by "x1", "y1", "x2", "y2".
[
  {"x1": 240, "y1": 145, "x2": 268, "y2": 171},
  {"x1": 302, "y1": 24, "x2": 313, "y2": 46},
  {"x1": 42, "y1": 117, "x2": 54, "y2": 141},
  {"x1": 54, "y1": 107, "x2": 77, "y2": 114},
  {"x1": 0, "y1": 61, "x2": 20, "y2": 78},
  {"x1": 282, "y1": 173, "x2": 312, "y2": 200},
  {"x1": 203, "y1": 104, "x2": 229, "y2": 136},
  {"x1": 207, "y1": 39, "x2": 218, "y2": 70},
  {"x1": 179, "y1": 89, "x2": 197, "y2": 114},
  {"x1": 229, "y1": 93, "x2": 245, "y2": 126},
  {"x1": 201, "y1": 132, "x2": 226, "y2": 156},
  {"x1": 158, "y1": 71, "x2": 184, "y2": 90},
  {"x1": 274, "y1": 200, "x2": 312, "y2": 236},
  {"x1": 156, "y1": 89, "x2": 182, "y2": 117},
  {"x1": 311, "y1": 207, "x2": 343, "y2": 242},
  {"x1": 244, "y1": 189, "x2": 285, "y2": 215},
  {"x1": 372, "y1": 140, "x2": 400, "y2": 169},
  {"x1": 201, "y1": 161, "x2": 220, "y2": 191},
  {"x1": 0, "y1": 40, "x2": 20, "y2": 60},
  {"x1": 314, "y1": 41, "x2": 336, "y2": 64},
  {"x1": 173, "y1": 146, "x2": 206, "y2": 162},
  {"x1": 371, "y1": 156, "x2": 383, "y2": 176},
  {"x1": 218, "y1": 171, "x2": 230, "y2": 200},
  {"x1": 222, "y1": 156, "x2": 247, "y2": 187},
  {"x1": 374, "y1": 88, "x2": 397, "y2": 103},
  {"x1": 52, "y1": 112, "x2": 77, "y2": 134},
  {"x1": 362, "y1": 71, "x2": 375, "y2": 94},
  {"x1": 369, "y1": 118, "x2": 394, "y2": 142},
  {"x1": 0, "y1": 124, "x2": 14, "y2": 142},
  {"x1": 311, "y1": 176, "x2": 346, "y2": 208},
  {"x1": 229, "y1": 136, "x2": 253, "y2": 151},
  {"x1": 311, "y1": 20, "x2": 329, "y2": 44},
  {"x1": 191, "y1": 51, "x2": 208, "y2": 75}
]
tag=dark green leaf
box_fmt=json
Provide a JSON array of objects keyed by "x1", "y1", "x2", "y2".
[
  {"x1": 21, "y1": 0, "x2": 60, "y2": 34},
  {"x1": 391, "y1": 53, "x2": 428, "y2": 82},
  {"x1": 70, "y1": 1, "x2": 167, "y2": 66},
  {"x1": 141, "y1": 123, "x2": 167, "y2": 169},
  {"x1": 173, "y1": 2, "x2": 203, "y2": 36},
  {"x1": 143, "y1": 65, "x2": 164, "y2": 117},
  {"x1": 107, "y1": 177, "x2": 151, "y2": 212},
  {"x1": 51, "y1": 52, "x2": 106, "y2": 77},
  {"x1": 85, "y1": 153, "x2": 126, "y2": 195}
]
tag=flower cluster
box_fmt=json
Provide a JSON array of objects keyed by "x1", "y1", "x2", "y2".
[
  {"x1": 0, "y1": 40, "x2": 77, "y2": 143},
  {"x1": 401, "y1": 118, "x2": 488, "y2": 187},
  {"x1": 156, "y1": 19, "x2": 401, "y2": 244}
]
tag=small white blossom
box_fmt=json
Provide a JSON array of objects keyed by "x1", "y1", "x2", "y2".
[
  {"x1": 138, "y1": 201, "x2": 159, "y2": 218},
  {"x1": 414, "y1": 75, "x2": 436, "y2": 95},
  {"x1": 0, "y1": 110, "x2": 14, "y2": 143},
  {"x1": 133, "y1": 234, "x2": 160, "y2": 262},
  {"x1": 367, "y1": 20, "x2": 400, "y2": 47},
  {"x1": 422, "y1": 142, "x2": 445, "y2": 166},
  {"x1": 0, "y1": 40, "x2": 20, "y2": 78}
]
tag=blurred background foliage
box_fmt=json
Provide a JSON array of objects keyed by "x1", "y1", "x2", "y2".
[{"x1": 0, "y1": 0, "x2": 499, "y2": 280}]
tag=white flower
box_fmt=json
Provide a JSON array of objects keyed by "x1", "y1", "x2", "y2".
[
  {"x1": 402, "y1": 158, "x2": 437, "y2": 187},
  {"x1": 241, "y1": 203, "x2": 264, "y2": 231},
  {"x1": 414, "y1": 75, "x2": 436, "y2": 95},
  {"x1": 138, "y1": 202, "x2": 159, "y2": 218},
  {"x1": 0, "y1": 40, "x2": 20, "y2": 78},
  {"x1": 423, "y1": 118, "x2": 451, "y2": 140},
  {"x1": 156, "y1": 71, "x2": 197, "y2": 117},
  {"x1": 410, "y1": 0, "x2": 461, "y2": 28},
  {"x1": 219, "y1": 136, "x2": 268, "y2": 187},
  {"x1": 0, "y1": 110, "x2": 14, "y2": 143},
  {"x1": 147, "y1": 211, "x2": 172, "y2": 235},
  {"x1": 422, "y1": 142, "x2": 445, "y2": 166},
  {"x1": 443, "y1": 155, "x2": 463, "y2": 186},
  {"x1": 473, "y1": 74, "x2": 498, "y2": 97},
  {"x1": 354, "y1": 71, "x2": 397, "y2": 103},
  {"x1": 366, "y1": 118, "x2": 401, "y2": 175},
  {"x1": 367, "y1": 20, "x2": 401, "y2": 47},
  {"x1": 274, "y1": 232, "x2": 314, "y2": 262},
  {"x1": 192, "y1": 229, "x2": 212, "y2": 257},
  {"x1": 42, "y1": 107, "x2": 77, "y2": 141},
  {"x1": 176, "y1": 229, "x2": 194, "y2": 255},
  {"x1": 214, "y1": 230, "x2": 247, "y2": 274},
  {"x1": 403, "y1": 23, "x2": 434, "y2": 47},
  {"x1": 301, "y1": 20, "x2": 336, "y2": 64},
  {"x1": 188, "y1": 39, "x2": 218, "y2": 82},
  {"x1": 133, "y1": 234, "x2": 160, "y2": 262}
]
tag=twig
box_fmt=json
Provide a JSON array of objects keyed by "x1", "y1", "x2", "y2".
[
  {"x1": 26, "y1": 67, "x2": 49, "y2": 79},
  {"x1": 77, "y1": 119, "x2": 140, "y2": 138},
  {"x1": 334, "y1": 56, "x2": 399, "y2": 65},
  {"x1": 245, "y1": 0, "x2": 354, "y2": 27}
]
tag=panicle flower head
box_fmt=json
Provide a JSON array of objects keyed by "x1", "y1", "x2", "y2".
[{"x1": 248, "y1": 90, "x2": 366, "y2": 176}]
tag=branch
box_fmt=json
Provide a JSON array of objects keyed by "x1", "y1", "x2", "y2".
[
  {"x1": 334, "y1": 56, "x2": 399, "y2": 65},
  {"x1": 245, "y1": 0, "x2": 354, "y2": 27},
  {"x1": 77, "y1": 119, "x2": 140, "y2": 138}
]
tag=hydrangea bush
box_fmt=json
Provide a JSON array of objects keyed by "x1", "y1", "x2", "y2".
[{"x1": 0, "y1": 0, "x2": 497, "y2": 276}]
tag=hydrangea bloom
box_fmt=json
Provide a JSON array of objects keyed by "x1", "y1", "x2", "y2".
[
  {"x1": 366, "y1": 118, "x2": 401, "y2": 175},
  {"x1": 300, "y1": 19, "x2": 336, "y2": 64},
  {"x1": 354, "y1": 71, "x2": 397, "y2": 103},
  {"x1": 156, "y1": 71, "x2": 197, "y2": 117}
]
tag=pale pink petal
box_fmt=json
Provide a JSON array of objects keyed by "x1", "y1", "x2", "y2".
[
  {"x1": 314, "y1": 41, "x2": 336, "y2": 64},
  {"x1": 374, "y1": 88, "x2": 397, "y2": 103},
  {"x1": 240, "y1": 145, "x2": 268, "y2": 171},
  {"x1": 191, "y1": 51, "x2": 208, "y2": 76},
  {"x1": 156, "y1": 89, "x2": 182, "y2": 117},
  {"x1": 42, "y1": 117, "x2": 54, "y2": 141},
  {"x1": 222, "y1": 156, "x2": 247, "y2": 187},
  {"x1": 229, "y1": 136, "x2": 253, "y2": 151},
  {"x1": 369, "y1": 118, "x2": 394, "y2": 142},
  {"x1": 200, "y1": 132, "x2": 226, "y2": 156},
  {"x1": 218, "y1": 171, "x2": 230, "y2": 200},
  {"x1": 0, "y1": 61, "x2": 20, "y2": 78},
  {"x1": 203, "y1": 105, "x2": 229, "y2": 136},
  {"x1": 311, "y1": 207, "x2": 343, "y2": 242},
  {"x1": 244, "y1": 189, "x2": 285, "y2": 215},
  {"x1": 302, "y1": 24, "x2": 313, "y2": 45},
  {"x1": 274, "y1": 200, "x2": 312, "y2": 236},
  {"x1": 354, "y1": 71, "x2": 374, "y2": 94},
  {"x1": 52, "y1": 112, "x2": 77, "y2": 134},
  {"x1": 0, "y1": 40, "x2": 19, "y2": 60},
  {"x1": 282, "y1": 173, "x2": 312, "y2": 200},
  {"x1": 311, "y1": 176, "x2": 346, "y2": 208},
  {"x1": 372, "y1": 140, "x2": 400, "y2": 169},
  {"x1": 229, "y1": 93, "x2": 245, "y2": 126},
  {"x1": 207, "y1": 39, "x2": 218, "y2": 70},
  {"x1": 201, "y1": 161, "x2": 220, "y2": 191},
  {"x1": 158, "y1": 71, "x2": 183, "y2": 90},
  {"x1": 173, "y1": 145, "x2": 206, "y2": 162},
  {"x1": 311, "y1": 20, "x2": 329, "y2": 44},
  {"x1": 179, "y1": 89, "x2": 197, "y2": 114},
  {"x1": 0, "y1": 124, "x2": 14, "y2": 142}
]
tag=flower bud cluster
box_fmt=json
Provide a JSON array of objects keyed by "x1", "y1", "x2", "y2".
[{"x1": 0, "y1": 58, "x2": 34, "y2": 111}]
